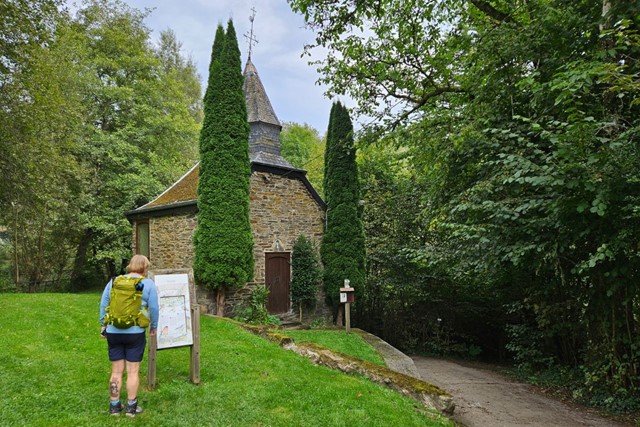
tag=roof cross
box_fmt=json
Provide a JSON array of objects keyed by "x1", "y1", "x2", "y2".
[{"x1": 244, "y1": 7, "x2": 258, "y2": 60}]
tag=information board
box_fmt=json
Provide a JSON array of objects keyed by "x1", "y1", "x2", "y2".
[{"x1": 154, "y1": 272, "x2": 193, "y2": 349}]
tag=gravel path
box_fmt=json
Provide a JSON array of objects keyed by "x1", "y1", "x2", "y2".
[{"x1": 412, "y1": 356, "x2": 630, "y2": 427}]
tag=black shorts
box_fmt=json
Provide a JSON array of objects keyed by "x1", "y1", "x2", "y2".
[{"x1": 106, "y1": 332, "x2": 146, "y2": 362}]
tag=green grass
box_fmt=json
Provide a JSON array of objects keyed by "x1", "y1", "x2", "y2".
[
  {"x1": 0, "y1": 293, "x2": 453, "y2": 426},
  {"x1": 284, "y1": 330, "x2": 386, "y2": 366}
]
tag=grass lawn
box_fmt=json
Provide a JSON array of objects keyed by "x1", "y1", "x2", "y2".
[
  {"x1": 284, "y1": 330, "x2": 386, "y2": 366},
  {"x1": 0, "y1": 293, "x2": 453, "y2": 426}
]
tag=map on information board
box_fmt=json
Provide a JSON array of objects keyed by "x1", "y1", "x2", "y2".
[{"x1": 155, "y1": 273, "x2": 193, "y2": 349}]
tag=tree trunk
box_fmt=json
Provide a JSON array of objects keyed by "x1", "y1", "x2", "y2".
[
  {"x1": 70, "y1": 228, "x2": 93, "y2": 292},
  {"x1": 106, "y1": 259, "x2": 116, "y2": 278},
  {"x1": 600, "y1": 0, "x2": 612, "y2": 32},
  {"x1": 599, "y1": 0, "x2": 623, "y2": 135},
  {"x1": 336, "y1": 305, "x2": 344, "y2": 327},
  {"x1": 216, "y1": 287, "x2": 226, "y2": 317}
]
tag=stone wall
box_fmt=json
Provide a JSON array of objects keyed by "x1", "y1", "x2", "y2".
[
  {"x1": 249, "y1": 171, "x2": 324, "y2": 284},
  {"x1": 149, "y1": 212, "x2": 197, "y2": 270},
  {"x1": 145, "y1": 212, "x2": 217, "y2": 312}
]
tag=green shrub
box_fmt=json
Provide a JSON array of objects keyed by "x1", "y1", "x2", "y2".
[
  {"x1": 310, "y1": 318, "x2": 329, "y2": 329},
  {"x1": 235, "y1": 285, "x2": 281, "y2": 326},
  {"x1": 291, "y1": 234, "x2": 321, "y2": 321},
  {"x1": 0, "y1": 276, "x2": 16, "y2": 293}
]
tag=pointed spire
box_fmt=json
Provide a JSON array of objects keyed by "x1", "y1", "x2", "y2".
[
  {"x1": 243, "y1": 58, "x2": 298, "y2": 170},
  {"x1": 241, "y1": 8, "x2": 294, "y2": 170},
  {"x1": 243, "y1": 59, "x2": 281, "y2": 127}
]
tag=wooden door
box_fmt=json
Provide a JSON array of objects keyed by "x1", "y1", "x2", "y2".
[{"x1": 265, "y1": 252, "x2": 290, "y2": 314}]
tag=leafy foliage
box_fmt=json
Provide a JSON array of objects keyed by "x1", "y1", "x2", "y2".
[
  {"x1": 291, "y1": 0, "x2": 640, "y2": 411},
  {"x1": 0, "y1": 0, "x2": 202, "y2": 291},
  {"x1": 280, "y1": 122, "x2": 326, "y2": 196},
  {"x1": 234, "y1": 285, "x2": 281, "y2": 326}
]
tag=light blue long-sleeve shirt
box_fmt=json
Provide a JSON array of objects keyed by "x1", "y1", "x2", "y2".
[{"x1": 99, "y1": 273, "x2": 159, "y2": 333}]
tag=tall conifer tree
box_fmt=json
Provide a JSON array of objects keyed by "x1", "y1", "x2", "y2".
[
  {"x1": 202, "y1": 24, "x2": 225, "y2": 115},
  {"x1": 194, "y1": 20, "x2": 253, "y2": 316},
  {"x1": 321, "y1": 102, "x2": 366, "y2": 322}
]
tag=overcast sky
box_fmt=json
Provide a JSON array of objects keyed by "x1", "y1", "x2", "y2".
[{"x1": 117, "y1": 0, "x2": 335, "y2": 134}]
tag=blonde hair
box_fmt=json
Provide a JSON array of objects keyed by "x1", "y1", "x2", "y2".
[{"x1": 126, "y1": 255, "x2": 150, "y2": 275}]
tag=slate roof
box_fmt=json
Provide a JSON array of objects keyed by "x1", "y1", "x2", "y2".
[
  {"x1": 243, "y1": 59, "x2": 280, "y2": 127},
  {"x1": 244, "y1": 58, "x2": 295, "y2": 169},
  {"x1": 250, "y1": 151, "x2": 297, "y2": 170}
]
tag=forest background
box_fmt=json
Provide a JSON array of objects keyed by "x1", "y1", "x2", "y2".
[{"x1": 1, "y1": 0, "x2": 639, "y2": 415}]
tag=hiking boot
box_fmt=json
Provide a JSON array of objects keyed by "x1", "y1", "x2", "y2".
[
  {"x1": 109, "y1": 401, "x2": 122, "y2": 416},
  {"x1": 125, "y1": 401, "x2": 143, "y2": 417}
]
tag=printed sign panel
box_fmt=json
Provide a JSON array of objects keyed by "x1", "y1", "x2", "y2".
[{"x1": 155, "y1": 273, "x2": 193, "y2": 349}]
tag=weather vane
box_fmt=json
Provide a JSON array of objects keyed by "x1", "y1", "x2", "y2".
[{"x1": 244, "y1": 7, "x2": 258, "y2": 60}]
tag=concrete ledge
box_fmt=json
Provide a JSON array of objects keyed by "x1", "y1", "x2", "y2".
[{"x1": 353, "y1": 328, "x2": 422, "y2": 378}]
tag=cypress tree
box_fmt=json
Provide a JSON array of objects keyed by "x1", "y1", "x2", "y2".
[
  {"x1": 194, "y1": 20, "x2": 253, "y2": 316},
  {"x1": 321, "y1": 102, "x2": 366, "y2": 322},
  {"x1": 202, "y1": 24, "x2": 225, "y2": 116},
  {"x1": 322, "y1": 103, "x2": 337, "y2": 204}
]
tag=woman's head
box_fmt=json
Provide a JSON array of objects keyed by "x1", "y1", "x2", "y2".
[{"x1": 126, "y1": 255, "x2": 150, "y2": 275}]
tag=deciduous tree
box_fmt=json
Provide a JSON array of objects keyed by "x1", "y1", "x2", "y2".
[
  {"x1": 280, "y1": 122, "x2": 325, "y2": 196},
  {"x1": 1, "y1": 0, "x2": 202, "y2": 290},
  {"x1": 291, "y1": 0, "x2": 640, "y2": 407}
]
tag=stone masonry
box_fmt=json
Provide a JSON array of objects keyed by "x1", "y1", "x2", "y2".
[
  {"x1": 143, "y1": 169, "x2": 325, "y2": 317},
  {"x1": 250, "y1": 171, "x2": 324, "y2": 283}
]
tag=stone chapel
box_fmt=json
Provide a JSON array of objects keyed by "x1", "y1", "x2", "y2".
[{"x1": 126, "y1": 58, "x2": 326, "y2": 318}]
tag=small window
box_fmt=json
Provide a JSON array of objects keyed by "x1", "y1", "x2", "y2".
[{"x1": 136, "y1": 222, "x2": 150, "y2": 258}]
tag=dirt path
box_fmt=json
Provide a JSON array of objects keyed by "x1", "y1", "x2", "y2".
[{"x1": 412, "y1": 356, "x2": 630, "y2": 427}]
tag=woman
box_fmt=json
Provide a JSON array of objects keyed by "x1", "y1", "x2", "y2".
[{"x1": 99, "y1": 255, "x2": 159, "y2": 417}]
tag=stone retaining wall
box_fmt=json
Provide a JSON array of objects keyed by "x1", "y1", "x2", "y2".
[{"x1": 235, "y1": 320, "x2": 455, "y2": 416}]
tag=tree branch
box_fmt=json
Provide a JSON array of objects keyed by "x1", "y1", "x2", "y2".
[
  {"x1": 469, "y1": 0, "x2": 514, "y2": 23},
  {"x1": 390, "y1": 85, "x2": 465, "y2": 130}
]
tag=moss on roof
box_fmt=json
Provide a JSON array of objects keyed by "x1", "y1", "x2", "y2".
[{"x1": 145, "y1": 163, "x2": 199, "y2": 208}]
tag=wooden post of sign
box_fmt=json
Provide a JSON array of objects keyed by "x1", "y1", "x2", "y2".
[
  {"x1": 148, "y1": 332, "x2": 158, "y2": 390},
  {"x1": 340, "y1": 279, "x2": 353, "y2": 333},
  {"x1": 190, "y1": 304, "x2": 201, "y2": 384},
  {"x1": 345, "y1": 302, "x2": 351, "y2": 333}
]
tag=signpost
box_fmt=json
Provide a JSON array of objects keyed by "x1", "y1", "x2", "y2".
[
  {"x1": 340, "y1": 279, "x2": 355, "y2": 333},
  {"x1": 147, "y1": 268, "x2": 200, "y2": 389}
]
